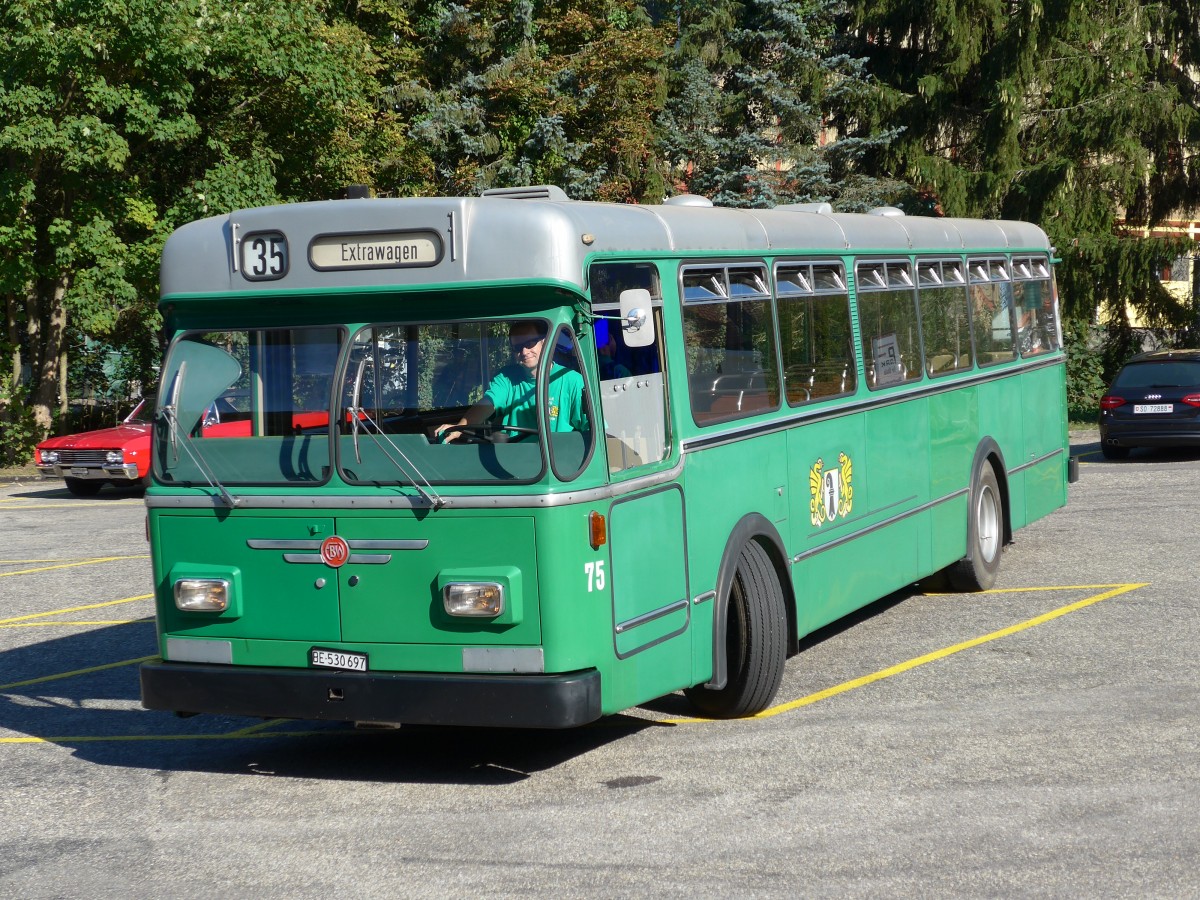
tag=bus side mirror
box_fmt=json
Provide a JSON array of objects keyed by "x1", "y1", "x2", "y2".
[{"x1": 618, "y1": 289, "x2": 654, "y2": 348}]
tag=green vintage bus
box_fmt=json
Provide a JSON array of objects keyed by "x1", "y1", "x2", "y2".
[{"x1": 139, "y1": 185, "x2": 1073, "y2": 728}]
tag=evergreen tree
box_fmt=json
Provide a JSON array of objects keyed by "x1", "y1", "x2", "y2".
[
  {"x1": 658, "y1": 0, "x2": 904, "y2": 209},
  {"x1": 396, "y1": 1, "x2": 667, "y2": 200},
  {"x1": 836, "y1": 0, "x2": 1200, "y2": 339}
]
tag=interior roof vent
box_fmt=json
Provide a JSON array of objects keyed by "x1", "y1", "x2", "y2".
[{"x1": 481, "y1": 185, "x2": 570, "y2": 201}]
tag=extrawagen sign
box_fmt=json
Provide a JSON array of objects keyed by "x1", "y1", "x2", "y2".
[{"x1": 309, "y1": 230, "x2": 442, "y2": 270}]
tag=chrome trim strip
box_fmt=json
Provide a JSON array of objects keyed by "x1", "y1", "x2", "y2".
[
  {"x1": 280, "y1": 552, "x2": 392, "y2": 564},
  {"x1": 792, "y1": 490, "x2": 967, "y2": 564},
  {"x1": 347, "y1": 554, "x2": 391, "y2": 565},
  {"x1": 692, "y1": 590, "x2": 716, "y2": 606},
  {"x1": 788, "y1": 448, "x2": 1062, "y2": 565},
  {"x1": 249, "y1": 538, "x2": 426, "y2": 552},
  {"x1": 146, "y1": 458, "x2": 685, "y2": 511},
  {"x1": 350, "y1": 539, "x2": 429, "y2": 550},
  {"x1": 614, "y1": 598, "x2": 689, "y2": 635},
  {"x1": 1009, "y1": 447, "x2": 1064, "y2": 474}
]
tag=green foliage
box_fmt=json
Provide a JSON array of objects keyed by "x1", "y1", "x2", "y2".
[
  {"x1": 1, "y1": 0, "x2": 397, "y2": 440},
  {"x1": 0, "y1": 383, "x2": 39, "y2": 467},
  {"x1": 659, "y1": 0, "x2": 902, "y2": 208},
  {"x1": 1062, "y1": 319, "x2": 1106, "y2": 417},
  {"x1": 4, "y1": 0, "x2": 1200, "y2": 436},
  {"x1": 838, "y1": 0, "x2": 1200, "y2": 323}
]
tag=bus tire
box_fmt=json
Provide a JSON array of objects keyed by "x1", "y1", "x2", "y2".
[
  {"x1": 684, "y1": 540, "x2": 787, "y2": 718},
  {"x1": 947, "y1": 462, "x2": 1003, "y2": 592}
]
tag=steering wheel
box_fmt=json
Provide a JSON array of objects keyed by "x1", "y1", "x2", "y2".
[{"x1": 443, "y1": 424, "x2": 538, "y2": 444}]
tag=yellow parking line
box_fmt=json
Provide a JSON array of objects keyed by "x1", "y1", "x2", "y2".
[
  {"x1": 0, "y1": 730, "x2": 330, "y2": 745},
  {"x1": 223, "y1": 719, "x2": 290, "y2": 737},
  {"x1": 668, "y1": 582, "x2": 1148, "y2": 724},
  {"x1": 0, "y1": 655, "x2": 155, "y2": 691},
  {"x1": 0, "y1": 583, "x2": 1149, "y2": 743},
  {"x1": 0, "y1": 555, "x2": 150, "y2": 578},
  {"x1": 1, "y1": 620, "x2": 153, "y2": 628},
  {"x1": 0, "y1": 502, "x2": 144, "y2": 510},
  {"x1": 0, "y1": 594, "x2": 152, "y2": 625}
]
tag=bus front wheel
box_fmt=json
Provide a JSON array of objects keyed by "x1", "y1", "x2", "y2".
[
  {"x1": 685, "y1": 541, "x2": 786, "y2": 718},
  {"x1": 947, "y1": 463, "x2": 1003, "y2": 592}
]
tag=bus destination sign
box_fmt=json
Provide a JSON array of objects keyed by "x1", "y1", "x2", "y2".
[{"x1": 309, "y1": 230, "x2": 442, "y2": 271}]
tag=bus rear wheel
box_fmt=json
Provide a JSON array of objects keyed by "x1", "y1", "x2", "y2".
[
  {"x1": 685, "y1": 541, "x2": 786, "y2": 718},
  {"x1": 947, "y1": 463, "x2": 1003, "y2": 592}
]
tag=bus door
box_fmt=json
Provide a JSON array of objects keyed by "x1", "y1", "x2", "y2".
[{"x1": 590, "y1": 263, "x2": 691, "y2": 703}]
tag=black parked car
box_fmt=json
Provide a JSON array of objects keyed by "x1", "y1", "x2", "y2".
[{"x1": 1099, "y1": 349, "x2": 1200, "y2": 459}]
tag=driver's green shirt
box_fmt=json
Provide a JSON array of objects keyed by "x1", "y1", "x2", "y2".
[{"x1": 484, "y1": 363, "x2": 586, "y2": 434}]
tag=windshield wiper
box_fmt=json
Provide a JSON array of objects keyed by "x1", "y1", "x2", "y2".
[{"x1": 348, "y1": 408, "x2": 445, "y2": 510}]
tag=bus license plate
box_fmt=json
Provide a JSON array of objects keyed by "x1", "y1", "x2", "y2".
[
  {"x1": 309, "y1": 648, "x2": 368, "y2": 671},
  {"x1": 1134, "y1": 404, "x2": 1173, "y2": 414}
]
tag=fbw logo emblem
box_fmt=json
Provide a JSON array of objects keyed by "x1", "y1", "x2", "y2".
[{"x1": 319, "y1": 535, "x2": 351, "y2": 568}]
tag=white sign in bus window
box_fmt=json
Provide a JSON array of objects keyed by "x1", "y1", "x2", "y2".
[
  {"x1": 309, "y1": 230, "x2": 442, "y2": 271},
  {"x1": 872, "y1": 333, "x2": 904, "y2": 385}
]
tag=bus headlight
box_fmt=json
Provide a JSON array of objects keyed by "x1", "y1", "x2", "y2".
[
  {"x1": 174, "y1": 578, "x2": 230, "y2": 612},
  {"x1": 443, "y1": 582, "x2": 504, "y2": 617}
]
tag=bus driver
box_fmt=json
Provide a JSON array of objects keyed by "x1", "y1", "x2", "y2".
[{"x1": 435, "y1": 321, "x2": 587, "y2": 442}]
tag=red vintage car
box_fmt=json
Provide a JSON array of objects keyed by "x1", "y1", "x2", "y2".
[
  {"x1": 34, "y1": 397, "x2": 154, "y2": 495},
  {"x1": 35, "y1": 393, "x2": 331, "y2": 495}
]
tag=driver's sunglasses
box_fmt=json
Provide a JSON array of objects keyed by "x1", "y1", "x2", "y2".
[{"x1": 510, "y1": 336, "x2": 542, "y2": 352}]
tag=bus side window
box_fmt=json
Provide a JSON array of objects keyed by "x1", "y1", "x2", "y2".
[
  {"x1": 1012, "y1": 265, "x2": 1060, "y2": 357},
  {"x1": 683, "y1": 264, "x2": 780, "y2": 422},
  {"x1": 777, "y1": 261, "x2": 855, "y2": 404},
  {"x1": 969, "y1": 259, "x2": 1016, "y2": 366},
  {"x1": 918, "y1": 259, "x2": 972, "y2": 377},
  {"x1": 588, "y1": 262, "x2": 668, "y2": 473},
  {"x1": 857, "y1": 260, "x2": 921, "y2": 389}
]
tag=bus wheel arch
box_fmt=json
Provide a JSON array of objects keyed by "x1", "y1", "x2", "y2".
[
  {"x1": 947, "y1": 441, "x2": 1010, "y2": 592},
  {"x1": 684, "y1": 514, "x2": 792, "y2": 718}
]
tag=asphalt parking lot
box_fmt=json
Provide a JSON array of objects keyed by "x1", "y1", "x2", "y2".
[{"x1": 1, "y1": 430, "x2": 1198, "y2": 898}]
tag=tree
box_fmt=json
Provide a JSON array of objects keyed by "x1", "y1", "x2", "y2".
[
  {"x1": 0, "y1": 0, "x2": 390, "y2": 461},
  {"x1": 658, "y1": 0, "x2": 905, "y2": 209},
  {"x1": 392, "y1": 1, "x2": 668, "y2": 201},
  {"x1": 836, "y1": 0, "x2": 1200, "y2": 338}
]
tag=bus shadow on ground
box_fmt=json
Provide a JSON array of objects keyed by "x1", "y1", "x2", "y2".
[
  {"x1": 0, "y1": 621, "x2": 658, "y2": 782},
  {"x1": 639, "y1": 587, "x2": 916, "y2": 720}
]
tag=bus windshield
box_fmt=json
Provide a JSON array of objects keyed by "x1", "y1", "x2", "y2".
[{"x1": 153, "y1": 318, "x2": 594, "y2": 490}]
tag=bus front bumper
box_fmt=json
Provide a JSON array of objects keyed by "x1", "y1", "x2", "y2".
[{"x1": 140, "y1": 660, "x2": 603, "y2": 729}]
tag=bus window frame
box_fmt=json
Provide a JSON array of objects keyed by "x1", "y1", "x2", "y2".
[
  {"x1": 915, "y1": 258, "x2": 973, "y2": 379},
  {"x1": 774, "y1": 259, "x2": 856, "y2": 406},
  {"x1": 680, "y1": 260, "x2": 782, "y2": 426},
  {"x1": 855, "y1": 258, "x2": 923, "y2": 391},
  {"x1": 967, "y1": 256, "x2": 1018, "y2": 368}
]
